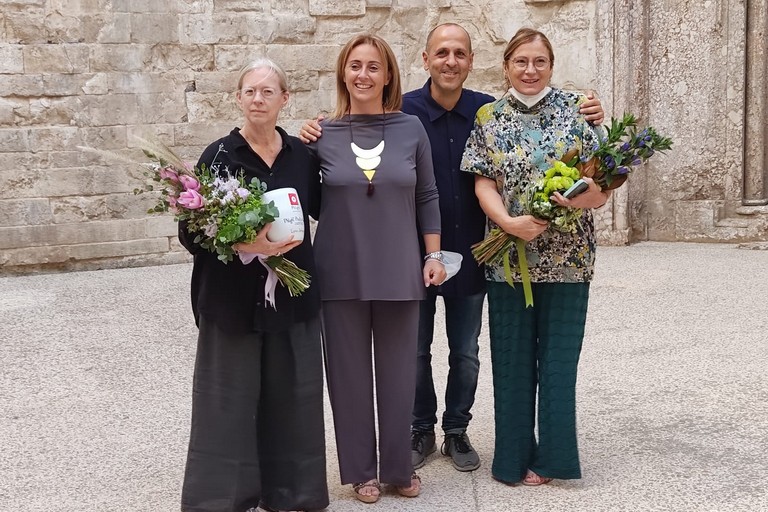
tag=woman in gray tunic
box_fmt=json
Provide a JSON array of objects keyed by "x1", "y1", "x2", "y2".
[{"x1": 309, "y1": 34, "x2": 446, "y2": 503}]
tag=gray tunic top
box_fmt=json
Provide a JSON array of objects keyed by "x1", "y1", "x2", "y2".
[{"x1": 309, "y1": 112, "x2": 441, "y2": 301}]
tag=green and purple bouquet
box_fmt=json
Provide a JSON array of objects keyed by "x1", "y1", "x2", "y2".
[
  {"x1": 562, "y1": 112, "x2": 673, "y2": 190},
  {"x1": 472, "y1": 114, "x2": 672, "y2": 307},
  {"x1": 133, "y1": 138, "x2": 310, "y2": 303}
]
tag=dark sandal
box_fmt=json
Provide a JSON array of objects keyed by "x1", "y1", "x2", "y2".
[
  {"x1": 522, "y1": 470, "x2": 553, "y2": 486},
  {"x1": 352, "y1": 479, "x2": 381, "y2": 503},
  {"x1": 397, "y1": 472, "x2": 421, "y2": 497}
]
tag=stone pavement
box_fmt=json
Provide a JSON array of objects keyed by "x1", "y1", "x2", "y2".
[{"x1": 2, "y1": 242, "x2": 767, "y2": 512}]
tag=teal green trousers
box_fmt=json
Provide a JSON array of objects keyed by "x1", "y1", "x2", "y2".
[{"x1": 487, "y1": 281, "x2": 590, "y2": 483}]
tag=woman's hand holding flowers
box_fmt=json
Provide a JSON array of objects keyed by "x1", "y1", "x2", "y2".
[
  {"x1": 550, "y1": 177, "x2": 609, "y2": 210},
  {"x1": 233, "y1": 223, "x2": 301, "y2": 257},
  {"x1": 501, "y1": 214, "x2": 549, "y2": 242}
]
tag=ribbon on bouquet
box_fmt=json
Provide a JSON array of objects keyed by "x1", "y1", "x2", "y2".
[
  {"x1": 237, "y1": 251, "x2": 279, "y2": 310},
  {"x1": 502, "y1": 239, "x2": 534, "y2": 308}
]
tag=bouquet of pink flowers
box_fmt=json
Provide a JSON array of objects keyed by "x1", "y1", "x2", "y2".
[{"x1": 135, "y1": 137, "x2": 310, "y2": 301}]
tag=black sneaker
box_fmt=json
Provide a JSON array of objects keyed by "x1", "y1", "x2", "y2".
[
  {"x1": 441, "y1": 431, "x2": 481, "y2": 472},
  {"x1": 411, "y1": 430, "x2": 436, "y2": 469}
]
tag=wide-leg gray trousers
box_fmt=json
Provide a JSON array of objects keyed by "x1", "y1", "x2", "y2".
[
  {"x1": 321, "y1": 300, "x2": 419, "y2": 488},
  {"x1": 181, "y1": 315, "x2": 329, "y2": 512}
]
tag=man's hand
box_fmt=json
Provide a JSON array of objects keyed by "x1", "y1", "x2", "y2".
[
  {"x1": 580, "y1": 90, "x2": 604, "y2": 126},
  {"x1": 298, "y1": 116, "x2": 324, "y2": 144}
]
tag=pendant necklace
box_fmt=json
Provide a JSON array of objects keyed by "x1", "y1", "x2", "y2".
[{"x1": 349, "y1": 109, "x2": 385, "y2": 196}]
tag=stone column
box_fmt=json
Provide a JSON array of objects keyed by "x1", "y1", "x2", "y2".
[
  {"x1": 595, "y1": 0, "x2": 651, "y2": 244},
  {"x1": 743, "y1": 0, "x2": 768, "y2": 205}
]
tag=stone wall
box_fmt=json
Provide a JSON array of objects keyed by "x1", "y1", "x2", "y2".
[{"x1": 1, "y1": 0, "x2": 766, "y2": 274}]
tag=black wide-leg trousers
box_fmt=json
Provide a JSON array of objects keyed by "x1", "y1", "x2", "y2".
[{"x1": 181, "y1": 315, "x2": 329, "y2": 512}]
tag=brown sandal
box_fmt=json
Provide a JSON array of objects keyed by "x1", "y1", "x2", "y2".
[
  {"x1": 352, "y1": 479, "x2": 381, "y2": 503},
  {"x1": 396, "y1": 472, "x2": 421, "y2": 497},
  {"x1": 522, "y1": 470, "x2": 553, "y2": 486}
]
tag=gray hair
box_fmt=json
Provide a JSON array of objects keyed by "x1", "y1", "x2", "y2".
[{"x1": 236, "y1": 58, "x2": 289, "y2": 92}]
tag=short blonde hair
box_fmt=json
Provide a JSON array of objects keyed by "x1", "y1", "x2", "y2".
[
  {"x1": 236, "y1": 58, "x2": 289, "y2": 92},
  {"x1": 331, "y1": 34, "x2": 402, "y2": 118}
]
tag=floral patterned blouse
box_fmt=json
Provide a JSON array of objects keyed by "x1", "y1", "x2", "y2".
[{"x1": 461, "y1": 88, "x2": 602, "y2": 284}]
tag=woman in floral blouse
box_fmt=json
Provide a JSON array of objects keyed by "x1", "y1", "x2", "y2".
[{"x1": 461, "y1": 28, "x2": 610, "y2": 486}]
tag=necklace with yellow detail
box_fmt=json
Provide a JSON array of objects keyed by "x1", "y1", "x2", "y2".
[{"x1": 349, "y1": 111, "x2": 385, "y2": 196}]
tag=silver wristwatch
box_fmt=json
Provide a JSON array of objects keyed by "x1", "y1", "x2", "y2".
[{"x1": 424, "y1": 251, "x2": 444, "y2": 263}]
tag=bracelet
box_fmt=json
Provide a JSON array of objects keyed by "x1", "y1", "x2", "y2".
[{"x1": 424, "y1": 251, "x2": 444, "y2": 263}]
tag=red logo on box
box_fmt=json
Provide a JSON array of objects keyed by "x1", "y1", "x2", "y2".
[{"x1": 289, "y1": 193, "x2": 299, "y2": 206}]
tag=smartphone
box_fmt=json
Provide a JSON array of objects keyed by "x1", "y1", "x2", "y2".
[{"x1": 562, "y1": 179, "x2": 589, "y2": 199}]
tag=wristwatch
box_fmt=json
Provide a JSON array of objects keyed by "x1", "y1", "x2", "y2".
[{"x1": 424, "y1": 251, "x2": 444, "y2": 263}]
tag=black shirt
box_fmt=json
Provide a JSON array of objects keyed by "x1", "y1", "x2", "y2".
[
  {"x1": 402, "y1": 80, "x2": 495, "y2": 297},
  {"x1": 178, "y1": 127, "x2": 321, "y2": 333}
]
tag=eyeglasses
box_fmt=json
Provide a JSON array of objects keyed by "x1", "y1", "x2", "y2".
[
  {"x1": 510, "y1": 57, "x2": 551, "y2": 71},
  {"x1": 240, "y1": 87, "x2": 281, "y2": 100}
]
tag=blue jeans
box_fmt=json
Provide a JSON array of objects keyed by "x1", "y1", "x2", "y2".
[{"x1": 412, "y1": 290, "x2": 484, "y2": 433}]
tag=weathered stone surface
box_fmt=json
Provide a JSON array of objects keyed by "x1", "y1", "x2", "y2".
[
  {"x1": 80, "y1": 126, "x2": 129, "y2": 150},
  {"x1": 111, "y1": 0, "x2": 209, "y2": 13},
  {"x1": 28, "y1": 127, "x2": 82, "y2": 151},
  {"x1": 23, "y1": 97, "x2": 83, "y2": 127},
  {"x1": 147, "y1": 44, "x2": 216, "y2": 72},
  {"x1": 129, "y1": 14, "x2": 181, "y2": 44},
  {"x1": 83, "y1": 13, "x2": 132, "y2": 44},
  {"x1": 78, "y1": 94, "x2": 140, "y2": 127},
  {"x1": 1, "y1": 0, "x2": 766, "y2": 273},
  {"x1": 0, "y1": 44, "x2": 24, "y2": 73},
  {"x1": 50, "y1": 193, "x2": 161, "y2": 224},
  {"x1": 0, "y1": 98, "x2": 28, "y2": 125},
  {"x1": 213, "y1": 45, "x2": 269, "y2": 72},
  {"x1": 179, "y1": 14, "x2": 276, "y2": 45},
  {"x1": 0, "y1": 199, "x2": 52, "y2": 228},
  {"x1": 272, "y1": 14, "x2": 317, "y2": 43},
  {"x1": 0, "y1": 129, "x2": 30, "y2": 152},
  {"x1": 137, "y1": 92, "x2": 189, "y2": 124},
  {"x1": 187, "y1": 71, "x2": 237, "y2": 94},
  {"x1": 265, "y1": 45, "x2": 339, "y2": 71},
  {"x1": 185, "y1": 92, "x2": 240, "y2": 124},
  {"x1": 309, "y1": 0, "x2": 366, "y2": 16},
  {"x1": 0, "y1": 218, "x2": 159, "y2": 249},
  {"x1": 174, "y1": 123, "x2": 232, "y2": 147},
  {"x1": 22, "y1": 45, "x2": 90, "y2": 74},
  {"x1": 0, "y1": 238, "x2": 172, "y2": 267},
  {"x1": 0, "y1": 167, "x2": 143, "y2": 200},
  {"x1": 89, "y1": 45, "x2": 153, "y2": 72}
]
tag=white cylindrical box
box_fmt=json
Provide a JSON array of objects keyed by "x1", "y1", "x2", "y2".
[{"x1": 262, "y1": 187, "x2": 305, "y2": 242}]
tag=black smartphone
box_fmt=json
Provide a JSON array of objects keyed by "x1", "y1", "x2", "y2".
[{"x1": 562, "y1": 179, "x2": 589, "y2": 199}]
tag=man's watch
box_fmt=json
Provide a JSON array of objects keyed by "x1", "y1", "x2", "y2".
[{"x1": 424, "y1": 251, "x2": 444, "y2": 263}]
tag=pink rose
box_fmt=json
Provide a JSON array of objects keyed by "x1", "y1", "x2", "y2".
[
  {"x1": 177, "y1": 189, "x2": 205, "y2": 209},
  {"x1": 158, "y1": 166, "x2": 179, "y2": 182},
  {"x1": 179, "y1": 175, "x2": 200, "y2": 191}
]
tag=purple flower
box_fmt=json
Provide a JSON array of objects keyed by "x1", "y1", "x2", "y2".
[
  {"x1": 604, "y1": 155, "x2": 616, "y2": 170},
  {"x1": 179, "y1": 175, "x2": 200, "y2": 191},
  {"x1": 631, "y1": 157, "x2": 642, "y2": 166},
  {"x1": 177, "y1": 189, "x2": 205, "y2": 209},
  {"x1": 236, "y1": 187, "x2": 250, "y2": 199},
  {"x1": 616, "y1": 166, "x2": 630, "y2": 175},
  {"x1": 620, "y1": 142, "x2": 631, "y2": 152}
]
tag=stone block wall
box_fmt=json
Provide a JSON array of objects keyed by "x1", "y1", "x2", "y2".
[{"x1": 1, "y1": 0, "x2": 766, "y2": 274}]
